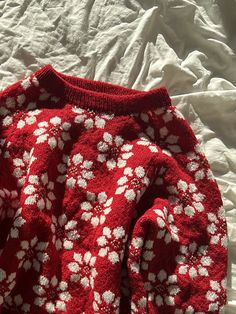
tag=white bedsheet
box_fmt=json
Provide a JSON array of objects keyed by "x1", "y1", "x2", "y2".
[{"x1": 0, "y1": 0, "x2": 236, "y2": 312}]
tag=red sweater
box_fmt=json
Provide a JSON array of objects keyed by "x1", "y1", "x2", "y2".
[{"x1": 0, "y1": 64, "x2": 227, "y2": 313}]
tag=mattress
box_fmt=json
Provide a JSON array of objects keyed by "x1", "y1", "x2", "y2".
[{"x1": 0, "y1": 0, "x2": 236, "y2": 312}]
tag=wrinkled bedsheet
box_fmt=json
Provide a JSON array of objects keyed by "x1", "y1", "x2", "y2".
[{"x1": 0, "y1": 0, "x2": 236, "y2": 312}]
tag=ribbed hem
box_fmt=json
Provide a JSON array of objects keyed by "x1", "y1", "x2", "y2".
[{"x1": 34, "y1": 64, "x2": 172, "y2": 114}]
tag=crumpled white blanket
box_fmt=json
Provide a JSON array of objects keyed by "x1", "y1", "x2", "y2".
[{"x1": 0, "y1": 0, "x2": 236, "y2": 312}]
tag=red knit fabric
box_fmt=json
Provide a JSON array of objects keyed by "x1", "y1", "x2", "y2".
[{"x1": 0, "y1": 64, "x2": 228, "y2": 314}]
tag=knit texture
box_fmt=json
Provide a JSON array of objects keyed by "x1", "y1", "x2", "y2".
[{"x1": 0, "y1": 64, "x2": 228, "y2": 314}]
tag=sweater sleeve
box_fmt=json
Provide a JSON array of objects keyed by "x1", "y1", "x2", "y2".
[{"x1": 127, "y1": 104, "x2": 228, "y2": 314}]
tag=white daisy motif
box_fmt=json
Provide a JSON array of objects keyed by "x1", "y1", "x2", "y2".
[
  {"x1": 207, "y1": 206, "x2": 228, "y2": 248},
  {"x1": 0, "y1": 97, "x2": 16, "y2": 117},
  {"x1": 97, "y1": 226, "x2": 128, "y2": 264},
  {"x1": 33, "y1": 116, "x2": 71, "y2": 150},
  {"x1": 67, "y1": 251, "x2": 97, "y2": 288},
  {"x1": 0, "y1": 188, "x2": 19, "y2": 221},
  {"x1": 0, "y1": 268, "x2": 17, "y2": 305},
  {"x1": 93, "y1": 290, "x2": 120, "y2": 313},
  {"x1": 174, "y1": 305, "x2": 197, "y2": 314},
  {"x1": 33, "y1": 275, "x2": 72, "y2": 313},
  {"x1": 16, "y1": 109, "x2": 42, "y2": 129},
  {"x1": 206, "y1": 278, "x2": 227, "y2": 313},
  {"x1": 186, "y1": 144, "x2": 215, "y2": 181},
  {"x1": 131, "y1": 297, "x2": 147, "y2": 313},
  {"x1": 16, "y1": 236, "x2": 49, "y2": 272},
  {"x1": 12, "y1": 148, "x2": 37, "y2": 187},
  {"x1": 144, "y1": 270, "x2": 180, "y2": 307},
  {"x1": 80, "y1": 191, "x2": 113, "y2": 227},
  {"x1": 167, "y1": 179, "x2": 205, "y2": 217},
  {"x1": 115, "y1": 166, "x2": 150, "y2": 202},
  {"x1": 9, "y1": 207, "x2": 26, "y2": 239},
  {"x1": 153, "y1": 106, "x2": 185, "y2": 122},
  {"x1": 97, "y1": 132, "x2": 133, "y2": 170},
  {"x1": 128, "y1": 237, "x2": 155, "y2": 273},
  {"x1": 57, "y1": 153, "x2": 94, "y2": 189},
  {"x1": 176, "y1": 242, "x2": 213, "y2": 278},
  {"x1": 4, "y1": 294, "x2": 31, "y2": 313},
  {"x1": 158, "y1": 126, "x2": 181, "y2": 153},
  {"x1": 51, "y1": 213, "x2": 80, "y2": 251},
  {"x1": 154, "y1": 206, "x2": 179, "y2": 244},
  {"x1": 73, "y1": 107, "x2": 114, "y2": 129},
  {"x1": 24, "y1": 173, "x2": 56, "y2": 210}
]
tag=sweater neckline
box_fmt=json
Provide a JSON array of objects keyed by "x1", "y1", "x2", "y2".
[{"x1": 34, "y1": 64, "x2": 171, "y2": 114}]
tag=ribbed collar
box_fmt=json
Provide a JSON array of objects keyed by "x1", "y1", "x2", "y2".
[{"x1": 34, "y1": 64, "x2": 171, "y2": 114}]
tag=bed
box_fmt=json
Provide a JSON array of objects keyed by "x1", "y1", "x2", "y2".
[{"x1": 0, "y1": 0, "x2": 235, "y2": 312}]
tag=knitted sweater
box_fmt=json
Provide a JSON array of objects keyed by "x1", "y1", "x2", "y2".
[{"x1": 0, "y1": 64, "x2": 227, "y2": 314}]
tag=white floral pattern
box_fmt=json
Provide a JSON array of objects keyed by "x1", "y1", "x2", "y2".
[
  {"x1": 206, "y1": 278, "x2": 227, "y2": 313},
  {"x1": 24, "y1": 173, "x2": 56, "y2": 210},
  {"x1": 33, "y1": 117, "x2": 71, "y2": 150},
  {"x1": 186, "y1": 144, "x2": 215, "y2": 181},
  {"x1": 167, "y1": 179, "x2": 205, "y2": 217},
  {"x1": 158, "y1": 126, "x2": 181, "y2": 153},
  {"x1": 9, "y1": 207, "x2": 26, "y2": 239},
  {"x1": 207, "y1": 207, "x2": 228, "y2": 247},
  {"x1": 51, "y1": 214, "x2": 80, "y2": 251},
  {"x1": 4, "y1": 294, "x2": 31, "y2": 313},
  {"x1": 144, "y1": 270, "x2": 180, "y2": 307},
  {"x1": 0, "y1": 188, "x2": 19, "y2": 221},
  {"x1": 12, "y1": 148, "x2": 37, "y2": 187},
  {"x1": 67, "y1": 251, "x2": 97, "y2": 288},
  {"x1": 0, "y1": 268, "x2": 17, "y2": 305},
  {"x1": 93, "y1": 290, "x2": 120, "y2": 313},
  {"x1": 154, "y1": 206, "x2": 179, "y2": 244},
  {"x1": 115, "y1": 166, "x2": 150, "y2": 202},
  {"x1": 131, "y1": 297, "x2": 147, "y2": 313},
  {"x1": 80, "y1": 191, "x2": 113, "y2": 227},
  {"x1": 176, "y1": 242, "x2": 213, "y2": 278},
  {"x1": 136, "y1": 135, "x2": 159, "y2": 153},
  {"x1": 73, "y1": 107, "x2": 114, "y2": 129},
  {"x1": 57, "y1": 153, "x2": 94, "y2": 189},
  {"x1": 16, "y1": 236, "x2": 49, "y2": 272},
  {"x1": 97, "y1": 226, "x2": 127, "y2": 264},
  {"x1": 33, "y1": 275, "x2": 72, "y2": 313},
  {"x1": 97, "y1": 132, "x2": 133, "y2": 170}
]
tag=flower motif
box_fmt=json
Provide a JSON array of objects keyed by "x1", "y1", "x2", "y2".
[
  {"x1": 131, "y1": 297, "x2": 147, "y2": 313},
  {"x1": 144, "y1": 270, "x2": 180, "y2": 307},
  {"x1": 4, "y1": 294, "x2": 31, "y2": 313},
  {"x1": 24, "y1": 173, "x2": 56, "y2": 210},
  {"x1": 12, "y1": 148, "x2": 37, "y2": 187},
  {"x1": 16, "y1": 109, "x2": 42, "y2": 129},
  {"x1": 57, "y1": 153, "x2": 94, "y2": 189},
  {"x1": 186, "y1": 144, "x2": 215, "y2": 181},
  {"x1": 67, "y1": 251, "x2": 97, "y2": 288},
  {"x1": 33, "y1": 275, "x2": 72, "y2": 313},
  {"x1": 128, "y1": 237, "x2": 155, "y2": 273},
  {"x1": 0, "y1": 188, "x2": 19, "y2": 221},
  {"x1": 97, "y1": 226, "x2": 127, "y2": 264},
  {"x1": 206, "y1": 278, "x2": 227, "y2": 313},
  {"x1": 97, "y1": 132, "x2": 133, "y2": 170},
  {"x1": 73, "y1": 107, "x2": 114, "y2": 129},
  {"x1": 154, "y1": 206, "x2": 179, "y2": 244},
  {"x1": 80, "y1": 191, "x2": 113, "y2": 227},
  {"x1": 9, "y1": 207, "x2": 26, "y2": 239},
  {"x1": 33, "y1": 116, "x2": 71, "y2": 150},
  {"x1": 176, "y1": 242, "x2": 213, "y2": 278},
  {"x1": 167, "y1": 179, "x2": 205, "y2": 217},
  {"x1": 0, "y1": 268, "x2": 17, "y2": 305},
  {"x1": 153, "y1": 106, "x2": 185, "y2": 122},
  {"x1": 115, "y1": 166, "x2": 150, "y2": 202},
  {"x1": 93, "y1": 290, "x2": 120, "y2": 314},
  {"x1": 16, "y1": 236, "x2": 49, "y2": 272},
  {"x1": 51, "y1": 213, "x2": 80, "y2": 250},
  {"x1": 158, "y1": 126, "x2": 181, "y2": 153},
  {"x1": 174, "y1": 305, "x2": 196, "y2": 314},
  {"x1": 207, "y1": 206, "x2": 228, "y2": 248},
  {"x1": 0, "y1": 95, "x2": 26, "y2": 118}
]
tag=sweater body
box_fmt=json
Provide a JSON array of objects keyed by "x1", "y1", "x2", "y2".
[{"x1": 0, "y1": 65, "x2": 227, "y2": 314}]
